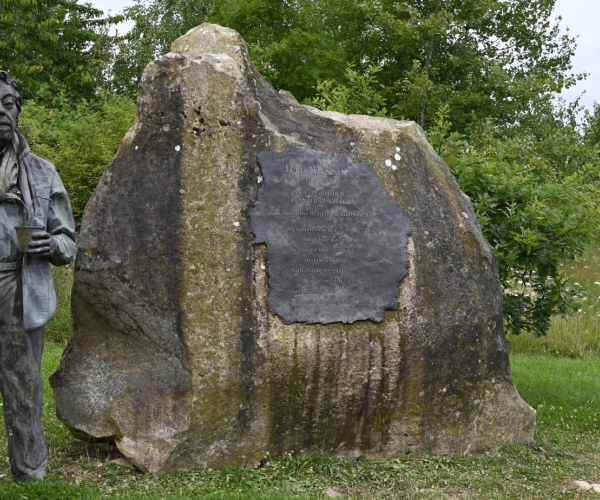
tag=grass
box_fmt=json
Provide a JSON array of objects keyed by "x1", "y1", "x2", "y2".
[{"x1": 0, "y1": 253, "x2": 599, "y2": 498}]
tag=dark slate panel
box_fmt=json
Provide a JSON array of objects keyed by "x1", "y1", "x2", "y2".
[{"x1": 250, "y1": 145, "x2": 413, "y2": 324}]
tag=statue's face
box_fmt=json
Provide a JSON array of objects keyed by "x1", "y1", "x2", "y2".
[{"x1": 0, "y1": 81, "x2": 19, "y2": 147}]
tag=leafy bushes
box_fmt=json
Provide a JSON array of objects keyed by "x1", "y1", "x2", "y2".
[
  {"x1": 18, "y1": 93, "x2": 137, "y2": 224},
  {"x1": 309, "y1": 65, "x2": 388, "y2": 117},
  {"x1": 428, "y1": 110, "x2": 600, "y2": 336}
]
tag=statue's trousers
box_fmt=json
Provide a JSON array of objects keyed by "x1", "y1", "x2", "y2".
[{"x1": 0, "y1": 269, "x2": 47, "y2": 481}]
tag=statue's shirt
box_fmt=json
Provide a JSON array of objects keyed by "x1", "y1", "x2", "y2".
[
  {"x1": 0, "y1": 143, "x2": 26, "y2": 263},
  {"x1": 0, "y1": 202, "x2": 25, "y2": 263},
  {"x1": 0, "y1": 137, "x2": 21, "y2": 203}
]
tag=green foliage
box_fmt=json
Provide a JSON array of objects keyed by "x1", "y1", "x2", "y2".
[
  {"x1": 309, "y1": 65, "x2": 388, "y2": 117},
  {"x1": 0, "y1": 0, "x2": 115, "y2": 100},
  {"x1": 212, "y1": 0, "x2": 350, "y2": 102},
  {"x1": 428, "y1": 108, "x2": 600, "y2": 337},
  {"x1": 584, "y1": 102, "x2": 600, "y2": 149},
  {"x1": 18, "y1": 93, "x2": 137, "y2": 224},
  {"x1": 111, "y1": 0, "x2": 213, "y2": 94},
  {"x1": 509, "y1": 242, "x2": 600, "y2": 357},
  {"x1": 46, "y1": 263, "x2": 75, "y2": 345},
  {"x1": 111, "y1": 0, "x2": 353, "y2": 100},
  {"x1": 109, "y1": 0, "x2": 583, "y2": 138},
  {"x1": 348, "y1": 0, "x2": 583, "y2": 133}
]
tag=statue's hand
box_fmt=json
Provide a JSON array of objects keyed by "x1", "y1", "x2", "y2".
[{"x1": 28, "y1": 231, "x2": 60, "y2": 258}]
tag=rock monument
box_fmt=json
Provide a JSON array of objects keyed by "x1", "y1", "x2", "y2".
[{"x1": 50, "y1": 24, "x2": 535, "y2": 474}]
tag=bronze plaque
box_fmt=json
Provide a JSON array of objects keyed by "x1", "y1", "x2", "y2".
[{"x1": 250, "y1": 145, "x2": 413, "y2": 324}]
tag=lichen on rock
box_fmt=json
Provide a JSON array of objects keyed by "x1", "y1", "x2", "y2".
[{"x1": 50, "y1": 23, "x2": 535, "y2": 474}]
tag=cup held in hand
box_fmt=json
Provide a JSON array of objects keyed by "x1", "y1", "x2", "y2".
[{"x1": 15, "y1": 226, "x2": 39, "y2": 253}]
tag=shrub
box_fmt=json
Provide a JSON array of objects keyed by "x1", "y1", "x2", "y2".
[
  {"x1": 18, "y1": 92, "x2": 137, "y2": 224},
  {"x1": 309, "y1": 64, "x2": 388, "y2": 117},
  {"x1": 428, "y1": 109, "x2": 600, "y2": 336}
]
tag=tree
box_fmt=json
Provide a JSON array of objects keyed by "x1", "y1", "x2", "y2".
[
  {"x1": 339, "y1": 0, "x2": 583, "y2": 134},
  {"x1": 112, "y1": 0, "x2": 353, "y2": 101},
  {"x1": 111, "y1": 0, "x2": 583, "y2": 139},
  {"x1": 211, "y1": 0, "x2": 354, "y2": 102},
  {"x1": 584, "y1": 102, "x2": 600, "y2": 150},
  {"x1": 0, "y1": 0, "x2": 113, "y2": 100},
  {"x1": 310, "y1": 64, "x2": 388, "y2": 117},
  {"x1": 110, "y1": 0, "x2": 213, "y2": 94}
]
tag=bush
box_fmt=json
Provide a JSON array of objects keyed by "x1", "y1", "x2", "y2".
[
  {"x1": 18, "y1": 92, "x2": 137, "y2": 224},
  {"x1": 309, "y1": 64, "x2": 388, "y2": 117},
  {"x1": 428, "y1": 109, "x2": 600, "y2": 337}
]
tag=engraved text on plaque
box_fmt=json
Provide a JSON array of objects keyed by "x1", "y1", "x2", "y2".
[{"x1": 250, "y1": 145, "x2": 413, "y2": 324}]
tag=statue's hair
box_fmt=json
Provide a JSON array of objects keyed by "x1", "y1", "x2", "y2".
[{"x1": 0, "y1": 71, "x2": 22, "y2": 113}]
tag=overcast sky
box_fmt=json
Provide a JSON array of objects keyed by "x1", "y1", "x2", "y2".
[{"x1": 91, "y1": 0, "x2": 599, "y2": 111}]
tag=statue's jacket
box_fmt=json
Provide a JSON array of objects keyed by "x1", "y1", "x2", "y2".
[{"x1": 16, "y1": 132, "x2": 76, "y2": 330}]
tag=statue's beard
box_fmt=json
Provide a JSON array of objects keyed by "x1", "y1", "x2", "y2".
[{"x1": 0, "y1": 124, "x2": 13, "y2": 142}]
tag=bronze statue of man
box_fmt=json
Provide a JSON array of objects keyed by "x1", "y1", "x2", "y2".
[{"x1": 0, "y1": 70, "x2": 76, "y2": 482}]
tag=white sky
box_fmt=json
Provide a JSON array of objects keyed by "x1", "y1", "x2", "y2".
[
  {"x1": 90, "y1": 0, "x2": 600, "y2": 111},
  {"x1": 553, "y1": 0, "x2": 600, "y2": 111}
]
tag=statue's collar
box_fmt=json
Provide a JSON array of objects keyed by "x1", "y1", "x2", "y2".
[{"x1": 15, "y1": 131, "x2": 30, "y2": 163}]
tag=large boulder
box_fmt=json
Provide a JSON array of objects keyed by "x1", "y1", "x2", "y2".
[{"x1": 50, "y1": 23, "x2": 535, "y2": 474}]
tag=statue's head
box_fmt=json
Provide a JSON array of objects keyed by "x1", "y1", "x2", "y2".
[{"x1": 0, "y1": 70, "x2": 21, "y2": 147}]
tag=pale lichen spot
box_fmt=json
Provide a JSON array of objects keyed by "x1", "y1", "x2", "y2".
[
  {"x1": 233, "y1": 221, "x2": 240, "y2": 227},
  {"x1": 392, "y1": 165, "x2": 398, "y2": 171},
  {"x1": 175, "y1": 145, "x2": 181, "y2": 152},
  {"x1": 462, "y1": 212, "x2": 469, "y2": 219},
  {"x1": 385, "y1": 159, "x2": 392, "y2": 167},
  {"x1": 395, "y1": 153, "x2": 401, "y2": 161}
]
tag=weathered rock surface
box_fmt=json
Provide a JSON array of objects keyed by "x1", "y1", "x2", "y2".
[{"x1": 50, "y1": 23, "x2": 535, "y2": 474}]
